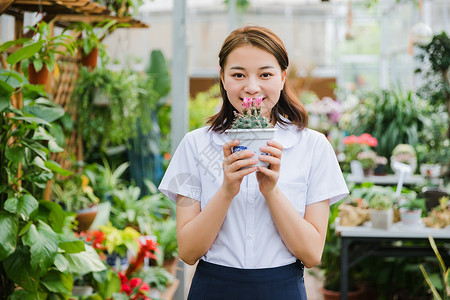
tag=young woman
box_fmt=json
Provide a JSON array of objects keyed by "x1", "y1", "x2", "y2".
[{"x1": 159, "y1": 25, "x2": 348, "y2": 299}]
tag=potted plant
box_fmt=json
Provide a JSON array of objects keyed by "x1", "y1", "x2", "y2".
[
  {"x1": 390, "y1": 144, "x2": 418, "y2": 174},
  {"x1": 398, "y1": 196, "x2": 425, "y2": 226},
  {"x1": 373, "y1": 156, "x2": 388, "y2": 176},
  {"x1": 225, "y1": 97, "x2": 276, "y2": 168},
  {"x1": 51, "y1": 174, "x2": 100, "y2": 232},
  {"x1": 99, "y1": 223, "x2": 141, "y2": 269},
  {"x1": 369, "y1": 194, "x2": 394, "y2": 230},
  {"x1": 153, "y1": 218, "x2": 179, "y2": 275},
  {"x1": 25, "y1": 21, "x2": 74, "y2": 84},
  {"x1": 356, "y1": 150, "x2": 377, "y2": 176},
  {"x1": 67, "y1": 19, "x2": 118, "y2": 68}
]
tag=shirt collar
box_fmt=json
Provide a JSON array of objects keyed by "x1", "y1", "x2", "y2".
[{"x1": 210, "y1": 117, "x2": 301, "y2": 149}]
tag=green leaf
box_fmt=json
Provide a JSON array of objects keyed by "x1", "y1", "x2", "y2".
[
  {"x1": 93, "y1": 269, "x2": 121, "y2": 298},
  {"x1": 54, "y1": 253, "x2": 69, "y2": 273},
  {"x1": 13, "y1": 115, "x2": 51, "y2": 126},
  {"x1": 59, "y1": 240, "x2": 85, "y2": 253},
  {"x1": 0, "y1": 212, "x2": 19, "y2": 260},
  {"x1": 32, "y1": 126, "x2": 54, "y2": 140},
  {"x1": 19, "y1": 222, "x2": 32, "y2": 236},
  {"x1": 148, "y1": 49, "x2": 170, "y2": 98},
  {"x1": 63, "y1": 245, "x2": 106, "y2": 275},
  {"x1": 0, "y1": 38, "x2": 31, "y2": 51},
  {"x1": 25, "y1": 102, "x2": 65, "y2": 123},
  {"x1": 0, "y1": 76, "x2": 15, "y2": 94},
  {"x1": 5, "y1": 145, "x2": 24, "y2": 165},
  {"x1": 44, "y1": 160, "x2": 72, "y2": 176},
  {"x1": 48, "y1": 139, "x2": 64, "y2": 153},
  {"x1": 17, "y1": 194, "x2": 39, "y2": 220},
  {"x1": 38, "y1": 201, "x2": 65, "y2": 233},
  {"x1": 9, "y1": 290, "x2": 40, "y2": 300},
  {"x1": 33, "y1": 59, "x2": 43, "y2": 73},
  {"x1": 6, "y1": 41, "x2": 44, "y2": 66},
  {"x1": 3, "y1": 247, "x2": 39, "y2": 291},
  {"x1": 22, "y1": 221, "x2": 59, "y2": 274},
  {"x1": 33, "y1": 156, "x2": 50, "y2": 171},
  {"x1": 0, "y1": 70, "x2": 25, "y2": 88},
  {"x1": 41, "y1": 269, "x2": 73, "y2": 294},
  {"x1": 0, "y1": 93, "x2": 12, "y2": 112},
  {"x1": 4, "y1": 197, "x2": 19, "y2": 213}
]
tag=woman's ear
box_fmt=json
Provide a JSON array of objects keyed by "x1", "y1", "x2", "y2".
[
  {"x1": 281, "y1": 69, "x2": 287, "y2": 90},
  {"x1": 220, "y1": 69, "x2": 226, "y2": 89}
]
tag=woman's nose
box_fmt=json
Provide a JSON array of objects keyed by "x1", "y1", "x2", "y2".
[{"x1": 243, "y1": 77, "x2": 260, "y2": 94}]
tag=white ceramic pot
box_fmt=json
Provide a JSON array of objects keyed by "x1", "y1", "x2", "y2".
[
  {"x1": 399, "y1": 208, "x2": 422, "y2": 226},
  {"x1": 370, "y1": 208, "x2": 393, "y2": 230},
  {"x1": 225, "y1": 128, "x2": 277, "y2": 168}
]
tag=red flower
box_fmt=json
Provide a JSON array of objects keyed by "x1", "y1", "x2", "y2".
[
  {"x1": 163, "y1": 152, "x2": 172, "y2": 160},
  {"x1": 343, "y1": 135, "x2": 358, "y2": 145}
]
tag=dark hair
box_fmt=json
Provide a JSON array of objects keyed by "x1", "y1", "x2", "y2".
[{"x1": 207, "y1": 25, "x2": 308, "y2": 132}]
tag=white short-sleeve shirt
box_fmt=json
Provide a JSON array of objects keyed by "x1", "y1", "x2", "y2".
[{"x1": 158, "y1": 121, "x2": 349, "y2": 269}]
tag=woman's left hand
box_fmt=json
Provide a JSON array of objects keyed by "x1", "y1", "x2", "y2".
[{"x1": 256, "y1": 140, "x2": 283, "y2": 195}]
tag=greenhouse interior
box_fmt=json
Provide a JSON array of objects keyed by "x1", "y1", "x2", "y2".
[{"x1": 0, "y1": 0, "x2": 449, "y2": 299}]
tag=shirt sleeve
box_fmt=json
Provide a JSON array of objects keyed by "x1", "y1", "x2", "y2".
[
  {"x1": 306, "y1": 134, "x2": 349, "y2": 206},
  {"x1": 158, "y1": 132, "x2": 202, "y2": 202}
]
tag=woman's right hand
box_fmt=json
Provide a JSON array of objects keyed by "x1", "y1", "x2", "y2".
[{"x1": 222, "y1": 139, "x2": 258, "y2": 197}]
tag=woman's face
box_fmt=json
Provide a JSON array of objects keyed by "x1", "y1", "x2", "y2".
[{"x1": 220, "y1": 45, "x2": 287, "y2": 116}]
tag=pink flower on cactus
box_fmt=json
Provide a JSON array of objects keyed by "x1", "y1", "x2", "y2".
[
  {"x1": 243, "y1": 97, "x2": 251, "y2": 109},
  {"x1": 255, "y1": 97, "x2": 262, "y2": 108}
]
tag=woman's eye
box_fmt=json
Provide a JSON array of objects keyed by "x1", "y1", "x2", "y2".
[
  {"x1": 232, "y1": 73, "x2": 244, "y2": 78},
  {"x1": 261, "y1": 73, "x2": 272, "y2": 78}
]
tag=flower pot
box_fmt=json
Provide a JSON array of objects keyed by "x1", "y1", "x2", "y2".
[
  {"x1": 81, "y1": 48, "x2": 99, "y2": 68},
  {"x1": 321, "y1": 286, "x2": 365, "y2": 300},
  {"x1": 93, "y1": 88, "x2": 111, "y2": 106},
  {"x1": 399, "y1": 208, "x2": 422, "y2": 226},
  {"x1": 363, "y1": 168, "x2": 373, "y2": 177},
  {"x1": 373, "y1": 164, "x2": 387, "y2": 176},
  {"x1": 75, "y1": 205, "x2": 98, "y2": 232},
  {"x1": 163, "y1": 256, "x2": 180, "y2": 276},
  {"x1": 370, "y1": 208, "x2": 393, "y2": 230},
  {"x1": 225, "y1": 128, "x2": 277, "y2": 168},
  {"x1": 28, "y1": 64, "x2": 49, "y2": 85}
]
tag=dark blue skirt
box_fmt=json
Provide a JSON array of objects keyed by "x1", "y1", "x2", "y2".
[{"x1": 187, "y1": 260, "x2": 307, "y2": 300}]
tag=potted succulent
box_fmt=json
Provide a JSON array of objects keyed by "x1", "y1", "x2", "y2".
[
  {"x1": 390, "y1": 144, "x2": 417, "y2": 174},
  {"x1": 67, "y1": 19, "x2": 118, "y2": 68},
  {"x1": 25, "y1": 21, "x2": 74, "y2": 84},
  {"x1": 369, "y1": 194, "x2": 394, "y2": 230},
  {"x1": 225, "y1": 97, "x2": 276, "y2": 168},
  {"x1": 398, "y1": 195, "x2": 425, "y2": 226}
]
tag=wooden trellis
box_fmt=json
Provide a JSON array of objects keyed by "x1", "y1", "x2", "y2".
[{"x1": 1, "y1": 0, "x2": 148, "y2": 200}]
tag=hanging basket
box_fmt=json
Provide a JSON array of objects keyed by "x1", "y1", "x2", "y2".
[
  {"x1": 81, "y1": 48, "x2": 99, "y2": 68},
  {"x1": 28, "y1": 64, "x2": 49, "y2": 85}
]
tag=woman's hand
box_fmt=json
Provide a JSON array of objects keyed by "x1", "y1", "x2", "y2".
[
  {"x1": 222, "y1": 139, "x2": 258, "y2": 197},
  {"x1": 256, "y1": 140, "x2": 283, "y2": 195}
]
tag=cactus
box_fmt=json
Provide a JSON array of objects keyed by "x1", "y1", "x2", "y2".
[{"x1": 231, "y1": 97, "x2": 272, "y2": 129}]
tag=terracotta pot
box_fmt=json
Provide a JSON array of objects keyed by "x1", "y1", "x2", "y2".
[
  {"x1": 81, "y1": 48, "x2": 99, "y2": 68},
  {"x1": 75, "y1": 205, "x2": 98, "y2": 232},
  {"x1": 321, "y1": 286, "x2": 365, "y2": 300},
  {"x1": 28, "y1": 63, "x2": 49, "y2": 85},
  {"x1": 163, "y1": 257, "x2": 179, "y2": 276}
]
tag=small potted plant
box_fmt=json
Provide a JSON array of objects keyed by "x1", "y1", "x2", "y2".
[
  {"x1": 225, "y1": 97, "x2": 276, "y2": 168},
  {"x1": 391, "y1": 144, "x2": 417, "y2": 174},
  {"x1": 356, "y1": 150, "x2": 377, "y2": 176},
  {"x1": 25, "y1": 21, "x2": 74, "y2": 84},
  {"x1": 51, "y1": 174, "x2": 100, "y2": 232},
  {"x1": 369, "y1": 194, "x2": 394, "y2": 230},
  {"x1": 398, "y1": 196, "x2": 425, "y2": 226},
  {"x1": 373, "y1": 156, "x2": 388, "y2": 176},
  {"x1": 67, "y1": 19, "x2": 118, "y2": 68}
]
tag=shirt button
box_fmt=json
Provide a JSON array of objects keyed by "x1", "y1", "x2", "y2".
[
  {"x1": 249, "y1": 198, "x2": 254, "y2": 203},
  {"x1": 247, "y1": 234, "x2": 254, "y2": 240}
]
